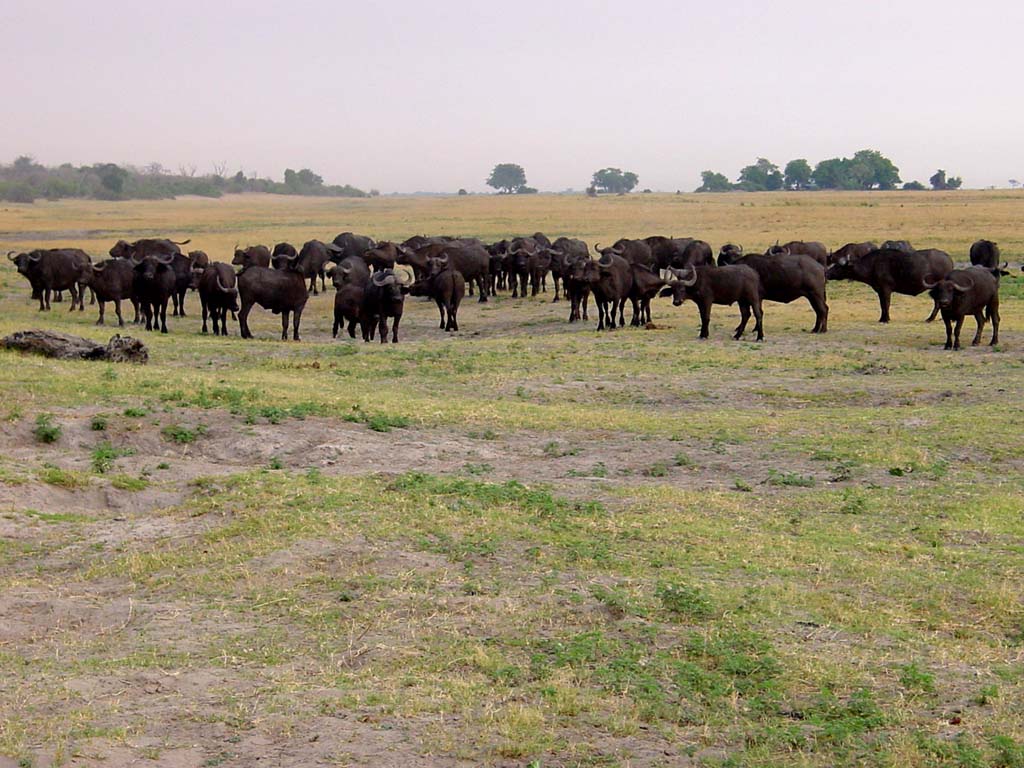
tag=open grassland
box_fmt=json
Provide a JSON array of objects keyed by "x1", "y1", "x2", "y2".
[{"x1": 1, "y1": 192, "x2": 1023, "y2": 767}]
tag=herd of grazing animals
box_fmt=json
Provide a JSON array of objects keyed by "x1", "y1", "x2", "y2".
[{"x1": 4, "y1": 232, "x2": 1012, "y2": 350}]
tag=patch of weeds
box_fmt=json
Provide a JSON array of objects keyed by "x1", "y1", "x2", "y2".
[
  {"x1": 161, "y1": 424, "x2": 207, "y2": 444},
  {"x1": 733, "y1": 478, "x2": 753, "y2": 492},
  {"x1": 268, "y1": 456, "x2": 284, "y2": 470},
  {"x1": 656, "y1": 582, "x2": 713, "y2": 618},
  {"x1": 90, "y1": 414, "x2": 109, "y2": 431},
  {"x1": 462, "y1": 462, "x2": 493, "y2": 476},
  {"x1": 990, "y1": 734, "x2": 1024, "y2": 767},
  {"x1": 644, "y1": 462, "x2": 669, "y2": 478},
  {"x1": 568, "y1": 462, "x2": 608, "y2": 478},
  {"x1": 973, "y1": 684, "x2": 998, "y2": 705},
  {"x1": 468, "y1": 428, "x2": 499, "y2": 440},
  {"x1": 889, "y1": 466, "x2": 909, "y2": 477},
  {"x1": 805, "y1": 688, "x2": 886, "y2": 743},
  {"x1": 91, "y1": 442, "x2": 134, "y2": 474},
  {"x1": 38, "y1": 465, "x2": 89, "y2": 489},
  {"x1": 102, "y1": 366, "x2": 118, "y2": 381},
  {"x1": 838, "y1": 488, "x2": 869, "y2": 514},
  {"x1": 343, "y1": 405, "x2": 409, "y2": 433},
  {"x1": 305, "y1": 468, "x2": 323, "y2": 482},
  {"x1": 590, "y1": 584, "x2": 645, "y2": 618},
  {"x1": 123, "y1": 406, "x2": 148, "y2": 417},
  {"x1": 4, "y1": 405, "x2": 23, "y2": 422},
  {"x1": 32, "y1": 414, "x2": 61, "y2": 444},
  {"x1": 830, "y1": 460, "x2": 856, "y2": 482},
  {"x1": 543, "y1": 441, "x2": 579, "y2": 458},
  {"x1": 898, "y1": 662, "x2": 936, "y2": 693},
  {"x1": 156, "y1": 462, "x2": 170, "y2": 470},
  {"x1": 110, "y1": 474, "x2": 149, "y2": 491},
  {"x1": 766, "y1": 469, "x2": 815, "y2": 487},
  {"x1": 673, "y1": 452, "x2": 694, "y2": 467},
  {"x1": 914, "y1": 732, "x2": 985, "y2": 767}
]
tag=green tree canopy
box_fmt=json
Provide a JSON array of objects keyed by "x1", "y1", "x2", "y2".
[
  {"x1": 930, "y1": 169, "x2": 963, "y2": 190},
  {"x1": 738, "y1": 158, "x2": 783, "y2": 191},
  {"x1": 591, "y1": 167, "x2": 639, "y2": 194},
  {"x1": 784, "y1": 159, "x2": 812, "y2": 190},
  {"x1": 696, "y1": 170, "x2": 734, "y2": 192},
  {"x1": 812, "y1": 150, "x2": 900, "y2": 190},
  {"x1": 486, "y1": 163, "x2": 527, "y2": 194}
]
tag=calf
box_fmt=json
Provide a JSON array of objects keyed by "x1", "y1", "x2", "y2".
[
  {"x1": 660, "y1": 265, "x2": 764, "y2": 341},
  {"x1": 926, "y1": 266, "x2": 1005, "y2": 349},
  {"x1": 330, "y1": 258, "x2": 371, "y2": 339},
  {"x1": 409, "y1": 255, "x2": 466, "y2": 331},
  {"x1": 192, "y1": 262, "x2": 239, "y2": 336},
  {"x1": 564, "y1": 256, "x2": 593, "y2": 323},
  {"x1": 629, "y1": 264, "x2": 666, "y2": 325},
  {"x1": 132, "y1": 253, "x2": 177, "y2": 333},
  {"x1": 361, "y1": 268, "x2": 411, "y2": 343},
  {"x1": 83, "y1": 258, "x2": 137, "y2": 326}
]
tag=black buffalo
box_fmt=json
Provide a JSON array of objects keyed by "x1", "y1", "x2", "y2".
[
  {"x1": 131, "y1": 253, "x2": 176, "y2": 333},
  {"x1": 660, "y1": 265, "x2": 764, "y2": 341},
  {"x1": 298, "y1": 240, "x2": 333, "y2": 294},
  {"x1": 330, "y1": 257, "x2": 372, "y2": 339},
  {"x1": 192, "y1": 262, "x2": 239, "y2": 336},
  {"x1": 8, "y1": 248, "x2": 90, "y2": 311},
  {"x1": 826, "y1": 247, "x2": 953, "y2": 323},
  {"x1": 595, "y1": 239, "x2": 655, "y2": 269},
  {"x1": 644, "y1": 236, "x2": 695, "y2": 270},
  {"x1": 110, "y1": 238, "x2": 190, "y2": 260},
  {"x1": 83, "y1": 258, "x2": 137, "y2": 326},
  {"x1": 237, "y1": 250, "x2": 312, "y2": 340},
  {"x1": 718, "y1": 250, "x2": 829, "y2": 333},
  {"x1": 330, "y1": 232, "x2": 377, "y2": 262},
  {"x1": 629, "y1": 264, "x2": 667, "y2": 325},
  {"x1": 767, "y1": 241, "x2": 828, "y2": 267},
  {"x1": 829, "y1": 242, "x2": 877, "y2": 265},
  {"x1": 925, "y1": 266, "x2": 1006, "y2": 349},
  {"x1": 361, "y1": 268, "x2": 412, "y2": 343},
  {"x1": 232, "y1": 245, "x2": 272, "y2": 269},
  {"x1": 591, "y1": 252, "x2": 635, "y2": 330},
  {"x1": 969, "y1": 240, "x2": 1001, "y2": 269}
]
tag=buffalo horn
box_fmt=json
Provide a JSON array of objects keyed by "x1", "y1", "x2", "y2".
[
  {"x1": 93, "y1": 261, "x2": 107, "y2": 272},
  {"x1": 677, "y1": 266, "x2": 698, "y2": 286},
  {"x1": 921, "y1": 275, "x2": 939, "y2": 289},
  {"x1": 28, "y1": 252, "x2": 42, "y2": 262},
  {"x1": 399, "y1": 268, "x2": 413, "y2": 285},
  {"x1": 155, "y1": 253, "x2": 174, "y2": 265},
  {"x1": 216, "y1": 274, "x2": 234, "y2": 294},
  {"x1": 6, "y1": 251, "x2": 16, "y2": 261},
  {"x1": 951, "y1": 278, "x2": 972, "y2": 292}
]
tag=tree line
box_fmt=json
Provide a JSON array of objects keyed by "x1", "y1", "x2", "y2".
[
  {"x1": 0, "y1": 156, "x2": 369, "y2": 203},
  {"x1": 696, "y1": 150, "x2": 962, "y2": 192},
  {"x1": 486, "y1": 164, "x2": 641, "y2": 195}
]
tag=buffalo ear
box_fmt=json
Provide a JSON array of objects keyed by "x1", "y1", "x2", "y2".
[{"x1": 658, "y1": 287, "x2": 674, "y2": 298}]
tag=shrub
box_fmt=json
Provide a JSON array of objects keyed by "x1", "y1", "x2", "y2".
[{"x1": 33, "y1": 414, "x2": 61, "y2": 443}]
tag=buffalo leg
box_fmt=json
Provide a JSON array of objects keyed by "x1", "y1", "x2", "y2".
[
  {"x1": 989, "y1": 299, "x2": 1000, "y2": 345},
  {"x1": 201, "y1": 295, "x2": 210, "y2": 334},
  {"x1": 179, "y1": 290, "x2": 187, "y2": 316},
  {"x1": 753, "y1": 301, "x2": 764, "y2": 341},
  {"x1": 89, "y1": 287, "x2": 95, "y2": 305},
  {"x1": 280, "y1": 311, "x2": 290, "y2": 341},
  {"x1": 617, "y1": 298, "x2": 627, "y2": 328},
  {"x1": 239, "y1": 300, "x2": 254, "y2": 339},
  {"x1": 734, "y1": 303, "x2": 751, "y2": 340},
  {"x1": 875, "y1": 287, "x2": 892, "y2": 323},
  {"x1": 159, "y1": 300, "x2": 168, "y2": 333},
  {"x1": 582, "y1": 291, "x2": 589, "y2": 321},
  {"x1": 971, "y1": 311, "x2": 986, "y2": 346},
  {"x1": 925, "y1": 297, "x2": 940, "y2": 323},
  {"x1": 114, "y1": 299, "x2": 124, "y2": 327},
  {"x1": 348, "y1": 318, "x2": 358, "y2": 339},
  {"x1": 477, "y1": 276, "x2": 488, "y2": 302},
  {"x1": 378, "y1": 315, "x2": 389, "y2": 344},
  {"x1": 67, "y1": 284, "x2": 78, "y2": 312},
  {"x1": 96, "y1": 300, "x2": 106, "y2": 325},
  {"x1": 953, "y1": 316, "x2": 965, "y2": 349},
  {"x1": 698, "y1": 303, "x2": 711, "y2": 339},
  {"x1": 53, "y1": 290, "x2": 62, "y2": 303},
  {"x1": 292, "y1": 307, "x2": 303, "y2": 341},
  {"x1": 131, "y1": 299, "x2": 140, "y2": 324},
  {"x1": 449, "y1": 301, "x2": 459, "y2": 331},
  {"x1": 942, "y1": 315, "x2": 953, "y2": 349},
  {"x1": 391, "y1": 314, "x2": 402, "y2": 343},
  {"x1": 810, "y1": 294, "x2": 829, "y2": 333},
  {"x1": 435, "y1": 299, "x2": 445, "y2": 329},
  {"x1": 552, "y1": 275, "x2": 560, "y2": 302}
]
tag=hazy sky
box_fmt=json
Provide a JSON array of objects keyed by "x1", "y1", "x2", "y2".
[{"x1": 3, "y1": 0, "x2": 1022, "y2": 192}]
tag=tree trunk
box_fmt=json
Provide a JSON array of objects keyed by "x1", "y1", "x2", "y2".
[{"x1": 2, "y1": 330, "x2": 148, "y2": 363}]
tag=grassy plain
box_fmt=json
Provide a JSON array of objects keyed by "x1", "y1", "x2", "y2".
[{"x1": 0, "y1": 191, "x2": 1023, "y2": 767}]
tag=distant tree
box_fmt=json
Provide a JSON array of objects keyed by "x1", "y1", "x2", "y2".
[
  {"x1": 1010, "y1": 179, "x2": 1020, "y2": 188},
  {"x1": 738, "y1": 158, "x2": 783, "y2": 191},
  {"x1": 784, "y1": 159, "x2": 812, "y2": 190},
  {"x1": 233, "y1": 170, "x2": 246, "y2": 183},
  {"x1": 585, "y1": 185, "x2": 598, "y2": 197},
  {"x1": 517, "y1": 185, "x2": 538, "y2": 194},
  {"x1": 851, "y1": 149, "x2": 901, "y2": 189},
  {"x1": 296, "y1": 168, "x2": 323, "y2": 187},
  {"x1": 94, "y1": 163, "x2": 128, "y2": 194},
  {"x1": 591, "y1": 167, "x2": 639, "y2": 194},
  {"x1": 903, "y1": 181, "x2": 926, "y2": 190},
  {"x1": 144, "y1": 162, "x2": 166, "y2": 176},
  {"x1": 812, "y1": 157, "x2": 852, "y2": 189},
  {"x1": 457, "y1": 188, "x2": 468, "y2": 195},
  {"x1": 696, "y1": 170, "x2": 733, "y2": 192},
  {"x1": 486, "y1": 163, "x2": 527, "y2": 194},
  {"x1": 12, "y1": 155, "x2": 38, "y2": 174},
  {"x1": 929, "y1": 169, "x2": 962, "y2": 190}
]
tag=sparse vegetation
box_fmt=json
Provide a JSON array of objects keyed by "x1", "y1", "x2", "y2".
[{"x1": 32, "y1": 414, "x2": 61, "y2": 444}]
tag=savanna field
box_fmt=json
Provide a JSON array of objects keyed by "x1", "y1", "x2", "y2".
[{"x1": 1, "y1": 191, "x2": 1023, "y2": 768}]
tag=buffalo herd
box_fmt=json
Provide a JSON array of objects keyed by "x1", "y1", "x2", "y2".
[{"x1": 4, "y1": 233, "x2": 1013, "y2": 349}]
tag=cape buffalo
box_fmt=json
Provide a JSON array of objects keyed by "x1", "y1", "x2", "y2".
[
  {"x1": 330, "y1": 232, "x2": 377, "y2": 261},
  {"x1": 969, "y1": 240, "x2": 1001, "y2": 268},
  {"x1": 361, "y1": 268, "x2": 412, "y2": 343},
  {"x1": 826, "y1": 247, "x2": 952, "y2": 323},
  {"x1": 192, "y1": 262, "x2": 239, "y2": 336},
  {"x1": 83, "y1": 258, "x2": 137, "y2": 326},
  {"x1": 410, "y1": 241, "x2": 490, "y2": 301},
  {"x1": 660, "y1": 265, "x2": 764, "y2": 341},
  {"x1": 718, "y1": 250, "x2": 828, "y2": 333},
  {"x1": 545, "y1": 237, "x2": 590, "y2": 302},
  {"x1": 829, "y1": 242, "x2": 877, "y2": 265},
  {"x1": 298, "y1": 240, "x2": 333, "y2": 294},
  {"x1": 237, "y1": 250, "x2": 312, "y2": 340},
  {"x1": 768, "y1": 241, "x2": 828, "y2": 267},
  {"x1": 925, "y1": 266, "x2": 1006, "y2": 349},
  {"x1": 409, "y1": 255, "x2": 466, "y2": 332},
  {"x1": 595, "y1": 239, "x2": 654, "y2": 268},
  {"x1": 565, "y1": 256, "x2": 593, "y2": 323},
  {"x1": 232, "y1": 245, "x2": 271, "y2": 269},
  {"x1": 593, "y1": 252, "x2": 635, "y2": 330},
  {"x1": 644, "y1": 236, "x2": 696, "y2": 269},
  {"x1": 629, "y1": 264, "x2": 667, "y2": 325},
  {"x1": 329, "y1": 257, "x2": 372, "y2": 339},
  {"x1": 132, "y1": 253, "x2": 176, "y2": 333},
  {"x1": 110, "y1": 238, "x2": 190, "y2": 260},
  {"x1": 8, "y1": 248, "x2": 90, "y2": 311}
]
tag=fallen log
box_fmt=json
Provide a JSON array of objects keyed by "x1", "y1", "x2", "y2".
[{"x1": 1, "y1": 330, "x2": 148, "y2": 363}]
